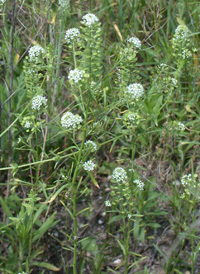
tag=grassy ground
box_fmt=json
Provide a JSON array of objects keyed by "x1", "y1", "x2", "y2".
[{"x1": 0, "y1": 0, "x2": 200, "y2": 273}]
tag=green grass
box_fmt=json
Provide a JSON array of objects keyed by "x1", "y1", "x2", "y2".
[{"x1": 0, "y1": 0, "x2": 200, "y2": 273}]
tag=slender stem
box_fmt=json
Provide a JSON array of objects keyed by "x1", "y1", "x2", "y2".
[
  {"x1": 71, "y1": 94, "x2": 91, "y2": 273},
  {"x1": 72, "y1": 42, "x2": 77, "y2": 69},
  {"x1": 6, "y1": 0, "x2": 16, "y2": 198},
  {"x1": 53, "y1": 8, "x2": 65, "y2": 105},
  {"x1": 124, "y1": 217, "x2": 131, "y2": 274}
]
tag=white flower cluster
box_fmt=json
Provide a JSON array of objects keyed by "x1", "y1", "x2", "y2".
[
  {"x1": 124, "y1": 83, "x2": 144, "y2": 100},
  {"x1": 24, "y1": 120, "x2": 31, "y2": 129},
  {"x1": 61, "y1": 111, "x2": 83, "y2": 130},
  {"x1": 127, "y1": 113, "x2": 137, "y2": 123},
  {"x1": 159, "y1": 63, "x2": 167, "y2": 69},
  {"x1": 171, "y1": 78, "x2": 178, "y2": 86},
  {"x1": 174, "y1": 25, "x2": 190, "y2": 40},
  {"x1": 59, "y1": 0, "x2": 70, "y2": 8},
  {"x1": 81, "y1": 13, "x2": 99, "y2": 27},
  {"x1": 181, "y1": 174, "x2": 192, "y2": 187},
  {"x1": 133, "y1": 179, "x2": 144, "y2": 190},
  {"x1": 83, "y1": 160, "x2": 96, "y2": 171},
  {"x1": 127, "y1": 36, "x2": 141, "y2": 49},
  {"x1": 31, "y1": 95, "x2": 47, "y2": 110},
  {"x1": 65, "y1": 28, "x2": 80, "y2": 44},
  {"x1": 105, "y1": 200, "x2": 111, "y2": 207},
  {"x1": 182, "y1": 49, "x2": 192, "y2": 59},
  {"x1": 0, "y1": 0, "x2": 6, "y2": 4},
  {"x1": 177, "y1": 122, "x2": 185, "y2": 131},
  {"x1": 112, "y1": 167, "x2": 127, "y2": 183},
  {"x1": 84, "y1": 140, "x2": 98, "y2": 152},
  {"x1": 68, "y1": 69, "x2": 84, "y2": 83},
  {"x1": 28, "y1": 45, "x2": 45, "y2": 62}
]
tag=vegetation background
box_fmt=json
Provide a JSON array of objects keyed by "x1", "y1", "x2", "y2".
[{"x1": 0, "y1": 0, "x2": 200, "y2": 273}]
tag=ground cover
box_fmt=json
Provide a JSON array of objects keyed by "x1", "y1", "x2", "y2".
[{"x1": 0, "y1": 0, "x2": 200, "y2": 273}]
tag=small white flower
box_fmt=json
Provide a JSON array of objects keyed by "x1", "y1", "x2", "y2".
[
  {"x1": 65, "y1": 28, "x2": 80, "y2": 44},
  {"x1": 127, "y1": 36, "x2": 141, "y2": 49},
  {"x1": 105, "y1": 200, "x2": 111, "y2": 207},
  {"x1": 31, "y1": 95, "x2": 47, "y2": 110},
  {"x1": 68, "y1": 69, "x2": 84, "y2": 83},
  {"x1": 128, "y1": 214, "x2": 132, "y2": 219},
  {"x1": 61, "y1": 111, "x2": 83, "y2": 130},
  {"x1": 81, "y1": 13, "x2": 99, "y2": 27},
  {"x1": 174, "y1": 25, "x2": 190, "y2": 40},
  {"x1": 28, "y1": 45, "x2": 45, "y2": 62},
  {"x1": 159, "y1": 63, "x2": 167, "y2": 68},
  {"x1": 0, "y1": 0, "x2": 6, "y2": 5},
  {"x1": 27, "y1": 69, "x2": 35, "y2": 74},
  {"x1": 17, "y1": 137, "x2": 21, "y2": 144},
  {"x1": 83, "y1": 160, "x2": 96, "y2": 171},
  {"x1": 112, "y1": 167, "x2": 127, "y2": 183},
  {"x1": 133, "y1": 179, "x2": 144, "y2": 190},
  {"x1": 182, "y1": 49, "x2": 192, "y2": 59},
  {"x1": 59, "y1": 0, "x2": 70, "y2": 8},
  {"x1": 181, "y1": 174, "x2": 192, "y2": 187},
  {"x1": 124, "y1": 83, "x2": 144, "y2": 100},
  {"x1": 24, "y1": 120, "x2": 31, "y2": 129},
  {"x1": 113, "y1": 258, "x2": 122, "y2": 267},
  {"x1": 171, "y1": 78, "x2": 178, "y2": 86},
  {"x1": 177, "y1": 122, "x2": 185, "y2": 131},
  {"x1": 84, "y1": 140, "x2": 98, "y2": 152},
  {"x1": 127, "y1": 113, "x2": 137, "y2": 122}
]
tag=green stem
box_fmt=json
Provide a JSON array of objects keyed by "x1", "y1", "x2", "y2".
[
  {"x1": 124, "y1": 217, "x2": 131, "y2": 274},
  {"x1": 71, "y1": 98, "x2": 91, "y2": 274},
  {"x1": 72, "y1": 42, "x2": 77, "y2": 69}
]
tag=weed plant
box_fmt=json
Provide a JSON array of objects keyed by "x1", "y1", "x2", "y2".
[{"x1": 0, "y1": 0, "x2": 200, "y2": 274}]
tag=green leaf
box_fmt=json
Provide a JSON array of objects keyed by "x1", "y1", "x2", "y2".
[
  {"x1": 31, "y1": 261, "x2": 60, "y2": 271},
  {"x1": 32, "y1": 212, "x2": 58, "y2": 242},
  {"x1": 108, "y1": 215, "x2": 123, "y2": 224},
  {"x1": 117, "y1": 239, "x2": 125, "y2": 256},
  {"x1": 33, "y1": 204, "x2": 47, "y2": 224},
  {"x1": 80, "y1": 237, "x2": 98, "y2": 253},
  {"x1": 42, "y1": 184, "x2": 68, "y2": 204},
  {"x1": 87, "y1": 171, "x2": 100, "y2": 189},
  {"x1": 0, "y1": 197, "x2": 13, "y2": 218},
  {"x1": 146, "y1": 223, "x2": 161, "y2": 228},
  {"x1": 177, "y1": 17, "x2": 186, "y2": 26}
]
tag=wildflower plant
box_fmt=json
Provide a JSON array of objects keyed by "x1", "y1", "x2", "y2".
[
  {"x1": 116, "y1": 35, "x2": 141, "y2": 90},
  {"x1": 1, "y1": 2, "x2": 200, "y2": 274},
  {"x1": 180, "y1": 174, "x2": 199, "y2": 202},
  {"x1": 80, "y1": 13, "x2": 103, "y2": 80},
  {"x1": 171, "y1": 24, "x2": 196, "y2": 66}
]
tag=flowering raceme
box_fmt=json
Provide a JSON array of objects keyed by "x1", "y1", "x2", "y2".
[
  {"x1": 61, "y1": 111, "x2": 83, "y2": 130},
  {"x1": 31, "y1": 95, "x2": 47, "y2": 110},
  {"x1": 124, "y1": 83, "x2": 144, "y2": 100},
  {"x1": 65, "y1": 28, "x2": 80, "y2": 44},
  {"x1": 84, "y1": 140, "x2": 98, "y2": 152},
  {"x1": 28, "y1": 45, "x2": 45, "y2": 62},
  {"x1": 83, "y1": 160, "x2": 96, "y2": 171},
  {"x1": 81, "y1": 13, "x2": 99, "y2": 27},
  {"x1": 112, "y1": 167, "x2": 127, "y2": 183},
  {"x1": 68, "y1": 69, "x2": 84, "y2": 83},
  {"x1": 127, "y1": 36, "x2": 141, "y2": 49}
]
